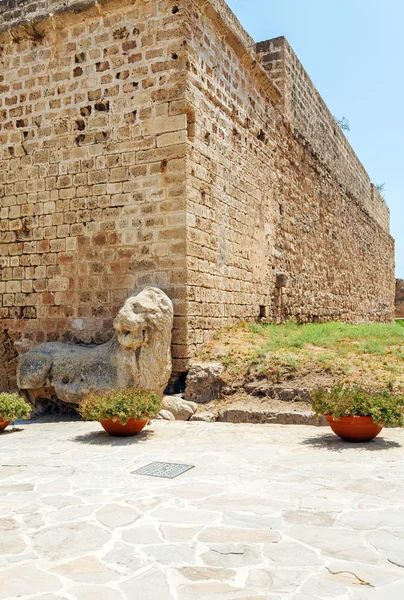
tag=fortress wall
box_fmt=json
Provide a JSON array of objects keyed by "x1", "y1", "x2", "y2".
[
  {"x1": 183, "y1": 1, "x2": 395, "y2": 357},
  {"x1": 182, "y1": 0, "x2": 281, "y2": 356},
  {"x1": 0, "y1": 0, "x2": 190, "y2": 387},
  {"x1": 0, "y1": 0, "x2": 101, "y2": 32},
  {"x1": 0, "y1": 0, "x2": 396, "y2": 389},
  {"x1": 274, "y1": 130, "x2": 395, "y2": 325},
  {"x1": 396, "y1": 280, "x2": 404, "y2": 319},
  {"x1": 257, "y1": 37, "x2": 391, "y2": 234}
]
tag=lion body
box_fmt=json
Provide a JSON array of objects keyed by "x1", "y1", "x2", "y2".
[{"x1": 17, "y1": 287, "x2": 173, "y2": 406}]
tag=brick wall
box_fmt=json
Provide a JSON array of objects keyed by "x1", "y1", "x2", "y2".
[
  {"x1": 0, "y1": 328, "x2": 18, "y2": 391},
  {"x1": 183, "y1": 0, "x2": 281, "y2": 355},
  {"x1": 0, "y1": 0, "x2": 97, "y2": 32},
  {"x1": 396, "y1": 280, "x2": 404, "y2": 318},
  {"x1": 0, "y1": 0, "x2": 190, "y2": 384}
]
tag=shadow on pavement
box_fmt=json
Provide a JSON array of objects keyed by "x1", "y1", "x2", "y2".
[
  {"x1": 72, "y1": 428, "x2": 155, "y2": 446},
  {"x1": 0, "y1": 427, "x2": 25, "y2": 435},
  {"x1": 18, "y1": 415, "x2": 81, "y2": 424},
  {"x1": 301, "y1": 433, "x2": 401, "y2": 452}
]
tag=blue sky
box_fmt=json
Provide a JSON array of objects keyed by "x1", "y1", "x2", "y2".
[{"x1": 227, "y1": 0, "x2": 403, "y2": 277}]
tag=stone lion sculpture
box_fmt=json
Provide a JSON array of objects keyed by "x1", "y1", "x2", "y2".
[{"x1": 17, "y1": 287, "x2": 174, "y2": 406}]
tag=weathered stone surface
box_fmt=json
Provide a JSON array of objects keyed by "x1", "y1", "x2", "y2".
[
  {"x1": 396, "y1": 279, "x2": 404, "y2": 318},
  {"x1": 1, "y1": 420, "x2": 404, "y2": 598},
  {"x1": 0, "y1": 564, "x2": 61, "y2": 599},
  {"x1": 244, "y1": 383, "x2": 312, "y2": 403},
  {"x1": 70, "y1": 585, "x2": 124, "y2": 600},
  {"x1": 102, "y1": 544, "x2": 145, "y2": 573},
  {"x1": 120, "y1": 569, "x2": 174, "y2": 600},
  {"x1": 45, "y1": 505, "x2": 94, "y2": 524},
  {"x1": 177, "y1": 582, "x2": 262, "y2": 600},
  {"x1": 262, "y1": 541, "x2": 324, "y2": 566},
  {"x1": 0, "y1": 330, "x2": 18, "y2": 393},
  {"x1": 366, "y1": 530, "x2": 404, "y2": 567},
  {"x1": 33, "y1": 522, "x2": 110, "y2": 560},
  {"x1": 144, "y1": 544, "x2": 196, "y2": 565},
  {"x1": 247, "y1": 568, "x2": 307, "y2": 594},
  {"x1": 158, "y1": 409, "x2": 175, "y2": 421},
  {"x1": 96, "y1": 504, "x2": 139, "y2": 529},
  {"x1": 178, "y1": 567, "x2": 235, "y2": 582},
  {"x1": 160, "y1": 525, "x2": 202, "y2": 543},
  {"x1": 339, "y1": 509, "x2": 404, "y2": 530},
  {"x1": 199, "y1": 526, "x2": 281, "y2": 544},
  {"x1": 217, "y1": 408, "x2": 322, "y2": 425},
  {"x1": 190, "y1": 412, "x2": 216, "y2": 422},
  {"x1": 185, "y1": 362, "x2": 224, "y2": 404},
  {"x1": 161, "y1": 396, "x2": 196, "y2": 420},
  {"x1": 282, "y1": 509, "x2": 337, "y2": 527},
  {"x1": 201, "y1": 544, "x2": 263, "y2": 568},
  {"x1": 17, "y1": 288, "x2": 173, "y2": 407},
  {"x1": 288, "y1": 526, "x2": 380, "y2": 563},
  {"x1": 122, "y1": 524, "x2": 161, "y2": 545},
  {"x1": 185, "y1": 399, "x2": 199, "y2": 413},
  {"x1": 0, "y1": 528, "x2": 25, "y2": 556},
  {"x1": 31, "y1": 596, "x2": 69, "y2": 600},
  {"x1": 152, "y1": 507, "x2": 218, "y2": 525},
  {"x1": 326, "y1": 560, "x2": 404, "y2": 588},
  {"x1": 52, "y1": 556, "x2": 119, "y2": 584}
]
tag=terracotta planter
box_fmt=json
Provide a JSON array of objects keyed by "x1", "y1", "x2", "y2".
[
  {"x1": 100, "y1": 418, "x2": 149, "y2": 437},
  {"x1": 325, "y1": 415, "x2": 383, "y2": 443},
  {"x1": 0, "y1": 421, "x2": 10, "y2": 433}
]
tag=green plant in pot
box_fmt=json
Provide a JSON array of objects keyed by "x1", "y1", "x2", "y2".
[
  {"x1": 312, "y1": 385, "x2": 404, "y2": 442},
  {"x1": 79, "y1": 388, "x2": 161, "y2": 437},
  {"x1": 0, "y1": 393, "x2": 31, "y2": 432}
]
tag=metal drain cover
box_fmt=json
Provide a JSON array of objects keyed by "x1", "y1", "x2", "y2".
[{"x1": 133, "y1": 461, "x2": 194, "y2": 479}]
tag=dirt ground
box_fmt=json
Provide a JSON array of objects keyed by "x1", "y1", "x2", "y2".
[{"x1": 200, "y1": 321, "x2": 404, "y2": 397}]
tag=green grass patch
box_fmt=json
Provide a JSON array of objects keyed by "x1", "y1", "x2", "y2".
[
  {"x1": 248, "y1": 320, "x2": 404, "y2": 356},
  {"x1": 204, "y1": 320, "x2": 404, "y2": 391}
]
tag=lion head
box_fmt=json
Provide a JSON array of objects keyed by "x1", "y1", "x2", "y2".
[{"x1": 113, "y1": 287, "x2": 174, "y2": 351}]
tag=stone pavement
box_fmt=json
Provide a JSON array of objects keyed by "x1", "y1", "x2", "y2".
[{"x1": 1, "y1": 420, "x2": 404, "y2": 599}]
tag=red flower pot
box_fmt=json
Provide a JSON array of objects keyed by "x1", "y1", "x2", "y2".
[
  {"x1": 325, "y1": 415, "x2": 383, "y2": 443},
  {"x1": 99, "y1": 418, "x2": 149, "y2": 437},
  {"x1": 0, "y1": 421, "x2": 10, "y2": 433}
]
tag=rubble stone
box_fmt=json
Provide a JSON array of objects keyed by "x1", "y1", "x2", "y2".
[{"x1": 185, "y1": 363, "x2": 224, "y2": 404}]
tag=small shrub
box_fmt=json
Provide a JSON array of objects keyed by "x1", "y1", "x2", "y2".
[
  {"x1": 80, "y1": 389, "x2": 161, "y2": 425},
  {"x1": 0, "y1": 393, "x2": 31, "y2": 422},
  {"x1": 312, "y1": 385, "x2": 404, "y2": 427}
]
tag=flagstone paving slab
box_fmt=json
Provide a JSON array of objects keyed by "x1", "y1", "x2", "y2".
[{"x1": 1, "y1": 420, "x2": 404, "y2": 599}]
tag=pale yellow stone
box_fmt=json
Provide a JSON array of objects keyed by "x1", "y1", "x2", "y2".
[
  {"x1": 160, "y1": 524, "x2": 202, "y2": 543},
  {"x1": 52, "y1": 556, "x2": 119, "y2": 584},
  {"x1": 143, "y1": 115, "x2": 187, "y2": 135},
  {"x1": 0, "y1": 565, "x2": 61, "y2": 599},
  {"x1": 0, "y1": 529, "x2": 26, "y2": 556},
  {"x1": 178, "y1": 567, "x2": 235, "y2": 582},
  {"x1": 33, "y1": 522, "x2": 110, "y2": 561},
  {"x1": 70, "y1": 585, "x2": 124, "y2": 600},
  {"x1": 96, "y1": 504, "x2": 139, "y2": 529},
  {"x1": 199, "y1": 526, "x2": 280, "y2": 544},
  {"x1": 177, "y1": 582, "x2": 262, "y2": 599}
]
